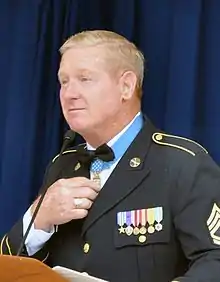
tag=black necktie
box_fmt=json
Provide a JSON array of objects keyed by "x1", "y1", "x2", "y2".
[{"x1": 77, "y1": 143, "x2": 115, "y2": 165}]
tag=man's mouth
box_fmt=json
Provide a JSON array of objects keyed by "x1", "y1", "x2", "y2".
[{"x1": 69, "y1": 108, "x2": 85, "y2": 111}]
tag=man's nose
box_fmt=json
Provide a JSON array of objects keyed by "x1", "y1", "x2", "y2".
[{"x1": 63, "y1": 81, "x2": 80, "y2": 99}]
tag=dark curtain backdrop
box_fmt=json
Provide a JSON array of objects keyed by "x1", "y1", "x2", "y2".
[{"x1": 0, "y1": 0, "x2": 220, "y2": 235}]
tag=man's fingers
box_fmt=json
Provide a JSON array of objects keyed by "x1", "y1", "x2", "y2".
[
  {"x1": 70, "y1": 208, "x2": 88, "y2": 219},
  {"x1": 73, "y1": 198, "x2": 93, "y2": 209},
  {"x1": 58, "y1": 177, "x2": 101, "y2": 192},
  {"x1": 70, "y1": 187, "x2": 98, "y2": 201}
]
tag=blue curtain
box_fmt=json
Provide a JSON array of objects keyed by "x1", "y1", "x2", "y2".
[{"x1": 0, "y1": 0, "x2": 220, "y2": 235}]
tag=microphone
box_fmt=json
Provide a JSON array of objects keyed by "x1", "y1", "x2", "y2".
[
  {"x1": 60, "y1": 129, "x2": 76, "y2": 154},
  {"x1": 16, "y1": 130, "x2": 76, "y2": 256}
]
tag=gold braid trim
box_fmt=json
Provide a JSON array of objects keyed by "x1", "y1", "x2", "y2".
[
  {"x1": 6, "y1": 236, "x2": 12, "y2": 255},
  {"x1": 42, "y1": 252, "x2": 49, "y2": 263},
  {"x1": 153, "y1": 132, "x2": 208, "y2": 154},
  {"x1": 52, "y1": 149, "x2": 77, "y2": 163},
  {"x1": 152, "y1": 133, "x2": 197, "y2": 156},
  {"x1": 152, "y1": 132, "x2": 208, "y2": 156},
  {"x1": 52, "y1": 143, "x2": 86, "y2": 163},
  {"x1": 0, "y1": 235, "x2": 6, "y2": 255}
]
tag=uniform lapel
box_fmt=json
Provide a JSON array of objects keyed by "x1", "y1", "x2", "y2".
[
  {"x1": 59, "y1": 149, "x2": 90, "y2": 180},
  {"x1": 81, "y1": 118, "x2": 156, "y2": 236}
]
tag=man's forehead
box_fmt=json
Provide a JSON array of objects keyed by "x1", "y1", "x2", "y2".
[
  {"x1": 61, "y1": 45, "x2": 108, "y2": 63},
  {"x1": 59, "y1": 50, "x2": 110, "y2": 74},
  {"x1": 58, "y1": 67, "x2": 94, "y2": 75}
]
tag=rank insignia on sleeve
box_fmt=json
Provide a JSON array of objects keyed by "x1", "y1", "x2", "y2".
[{"x1": 207, "y1": 203, "x2": 220, "y2": 245}]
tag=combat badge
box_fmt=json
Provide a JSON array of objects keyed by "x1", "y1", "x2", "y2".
[{"x1": 207, "y1": 203, "x2": 220, "y2": 245}]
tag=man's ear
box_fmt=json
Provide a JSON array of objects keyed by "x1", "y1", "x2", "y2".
[{"x1": 119, "y1": 71, "x2": 137, "y2": 101}]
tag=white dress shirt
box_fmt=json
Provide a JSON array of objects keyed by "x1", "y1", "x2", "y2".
[{"x1": 23, "y1": 112, "x2": 140, "y2": 255}]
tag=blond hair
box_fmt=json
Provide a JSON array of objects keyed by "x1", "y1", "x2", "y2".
[{"x1": 59, "y1": 30, "x2": 145, "y2": 98}]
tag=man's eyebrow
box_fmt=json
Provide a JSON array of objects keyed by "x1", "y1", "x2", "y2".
[
  {"x1": 57, "y1": 71, "x2": 67, "y2": 81},
  {"x1": 57, "y1": 69, "x2": 96, "y2": 80},
  {"x1": 77, "y1": 69, "x2": 94, "y2": 75}
]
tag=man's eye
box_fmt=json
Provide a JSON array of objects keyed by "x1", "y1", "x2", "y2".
[
  {"x1": 80, "y1": 76, "x2": 91, "y2": 82},
  {"x1": 60, "y1": 79, "x2": 68, "y2": 86}
]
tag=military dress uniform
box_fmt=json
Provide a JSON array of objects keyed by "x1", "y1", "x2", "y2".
[{"x1": 1, "y1": 117, "x2": 220, "y2": 282}]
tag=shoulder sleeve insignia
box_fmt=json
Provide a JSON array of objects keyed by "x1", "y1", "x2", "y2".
[
  {"x1": 207, "y1": 203, "x2": 220, "y2": 245},
  {"x1": 152, "y1": 132, "x2": 208, "y2": 156}
]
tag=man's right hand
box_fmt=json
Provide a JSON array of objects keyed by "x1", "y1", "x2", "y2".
[{"x1": 31, "y1": 177, "x2": 101, "y2": 232}]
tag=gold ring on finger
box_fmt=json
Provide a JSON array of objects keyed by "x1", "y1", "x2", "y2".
[{"x1": 74, "y1": 198, "x2": 83, "y2": 208}]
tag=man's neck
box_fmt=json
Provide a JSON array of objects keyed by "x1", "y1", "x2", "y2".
[
  {"x1": 87, "y1": 112, "x2": 141, "y2": 150},
  {"x1": 85, "y1": 111, "x2": 141, "y2": 149}
]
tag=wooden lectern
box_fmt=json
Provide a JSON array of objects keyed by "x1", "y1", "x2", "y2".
[{"x1": 0, "y1": 255, "x2": 68, "y2": 282}]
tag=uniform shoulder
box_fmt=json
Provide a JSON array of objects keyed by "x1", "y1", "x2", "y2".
[
  {"x1": 152, "y1": 132, "x2": 208, "y2": 157},
  {"x1": 51, "y1": 142, "x2": 86, "y2": 163}
]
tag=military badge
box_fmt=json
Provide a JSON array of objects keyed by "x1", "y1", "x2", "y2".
[
  {"x1": 117, "y1": 207, "x2": 163, "y2": 243},
  {"x1": 74, "y1": 162, "x2": 81, "y2": 171},
  {"x1": 129, "y1": 157, "x2": 141, "y2": 168},
  {"x1": 207, "y1": 203, "x2": 220, "y2": 245}
]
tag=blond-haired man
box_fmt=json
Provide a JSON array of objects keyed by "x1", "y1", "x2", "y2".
[{"x1": 2, "y1": 30, "x2": 220, "y2": 282}]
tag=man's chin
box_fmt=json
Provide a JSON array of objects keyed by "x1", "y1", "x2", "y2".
[{"x1": 68, "y1": 122, "x2": 90, "y2": 135}]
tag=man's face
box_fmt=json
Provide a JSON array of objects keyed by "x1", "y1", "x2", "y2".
[{"x1": 58, "y1": 46, "x2": 123, "y2": 135}]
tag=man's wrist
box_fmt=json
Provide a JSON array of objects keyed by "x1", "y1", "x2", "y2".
[
  {"x1": 31, "y1": 200, "x2": 53, "y2": 232},
  {"x1": 34, "y1": 219, "x2": 54, "y2": 232}
]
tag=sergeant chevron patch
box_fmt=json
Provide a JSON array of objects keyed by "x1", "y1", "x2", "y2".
[{"x1": 207, "y1": 203, "x2": 220, "y2": 245}]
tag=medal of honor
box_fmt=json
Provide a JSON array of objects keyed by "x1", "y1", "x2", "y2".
[{"x1": 92, "y1": 173, "x2": 101, "y2": 187}]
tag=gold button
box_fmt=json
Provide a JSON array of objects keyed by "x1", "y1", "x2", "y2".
[
  {"x1": 83, "y1": 243, "x2": 90, "y2": 253},
  {"x1": 155, "y1": 134, "x2": 163, "y2": 141}
]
